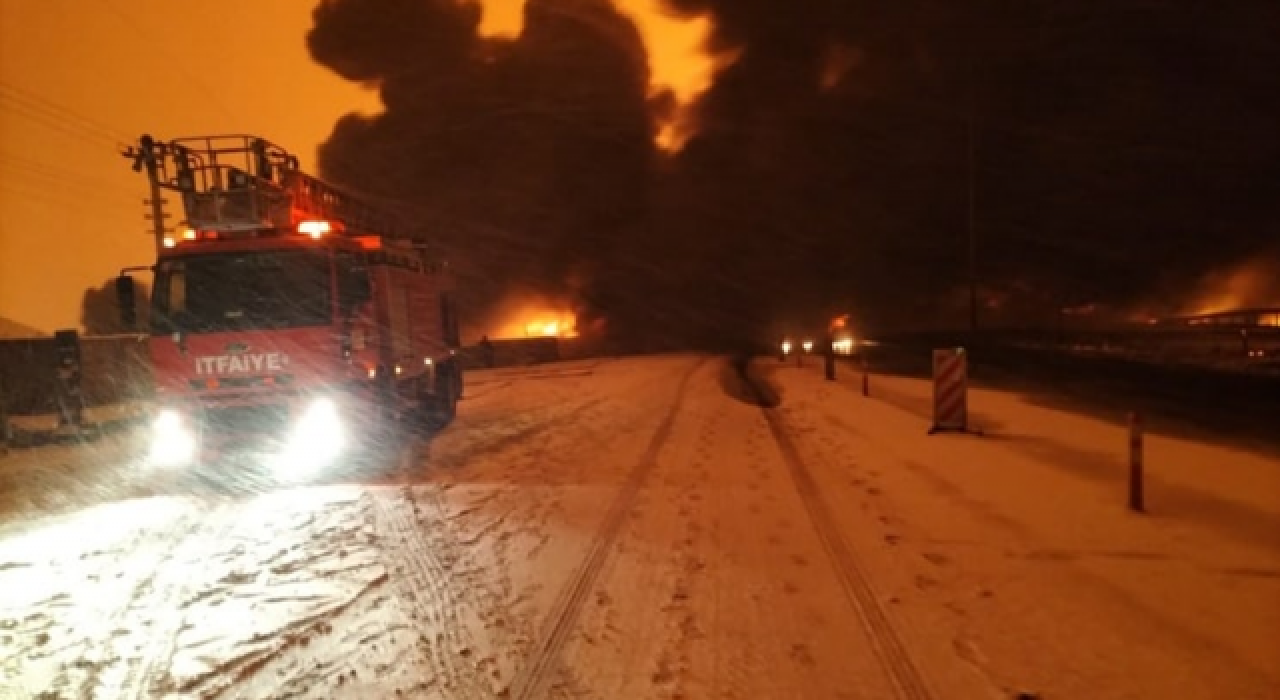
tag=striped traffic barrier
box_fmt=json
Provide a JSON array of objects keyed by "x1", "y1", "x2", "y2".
[{"x1": 929, "y1": 347, "x2": 972, "y2": 435}]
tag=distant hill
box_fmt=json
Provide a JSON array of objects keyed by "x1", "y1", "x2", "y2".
[{"x1": 0, "y1": 317, "x2": 46, "y2": 339}]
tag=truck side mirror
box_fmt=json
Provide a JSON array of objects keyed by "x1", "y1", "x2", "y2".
[{"x1": 116, "y1": 275, "x2": 137, "y2": 330}]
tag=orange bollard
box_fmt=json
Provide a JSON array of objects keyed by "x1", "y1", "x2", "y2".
[{"x1": 1128, "y1": 411, "x2": 1144, "y2": 513}]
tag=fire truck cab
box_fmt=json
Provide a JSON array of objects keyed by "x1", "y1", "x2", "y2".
[{"x1": 118, "y1": 135, "x2": 461, "y2": 475}]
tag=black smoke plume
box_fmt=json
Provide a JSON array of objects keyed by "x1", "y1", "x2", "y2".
[
  {"x1": 309, "y1": 0, "x2": 1280, "y2": 344},
  {"x1": 81, "y1": 278, "x2": 148, "y2": 336}
]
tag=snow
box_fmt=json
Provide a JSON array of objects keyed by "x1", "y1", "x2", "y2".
[
  {"x1": 1, "y1": 354, "x2": 1277, "y2": 698},
  {"x1": 0, "y1": 488, "x2": 384, "y2": 699},
  {"x1": 770, "y1": 360, "x2": 1280, "y2": 697}
]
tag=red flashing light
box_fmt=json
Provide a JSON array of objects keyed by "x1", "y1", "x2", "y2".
[{"x1": 298, "y1": 220, "x2": 332, "y2": 238}]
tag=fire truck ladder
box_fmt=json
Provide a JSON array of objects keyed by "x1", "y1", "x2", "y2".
[{"x1": 124, "y1": 134, "x2": 411, "y2": 239}]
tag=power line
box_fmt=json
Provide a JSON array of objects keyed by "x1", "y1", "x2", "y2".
[
  {"x1": 0, "y1": 95, "x2": 124, "y2": 149},
  {"x1": 0, "y1": 181, "x2": 137, "y2": 213},
  {"x1": 0, "y1": 164, "x2": 137, "y2": 200},
  {"x1": 0, "y1": 81, "x2": 132, "y2": 144},
  {"x1": 96, "y1": 0, "x2": 241, "y2": 124},
  {"x1": 0, "y1": 172, "x2": 138, "y2": 206},
  {"x1": 0, "y1": 152, "x2": 137, "y2": 195}
]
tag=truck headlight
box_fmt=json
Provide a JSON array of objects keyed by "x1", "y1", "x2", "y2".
[
  {"x1": 149, "y1": 409, "x2": 196, "y2": 468},
  {"x1": 273, "y1": 398, "x2": 345, "y2": 476}
]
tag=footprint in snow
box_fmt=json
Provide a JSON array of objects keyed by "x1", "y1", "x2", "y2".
[
  {"x1": 923, "y1": 552, "x2": 950, "y2": 567},
  {"x1": 789, "y1": 643, "x2": 816, "y2": 666}
]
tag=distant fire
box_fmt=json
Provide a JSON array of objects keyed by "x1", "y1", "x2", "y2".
[
  {"x1": 523, "y1": 313, "x2": 578, "y2": 339},
  {"x1": 1182, "y1": 254, "x2": 1280, "y2": 316},
  {"x1": 477, "y1": 291, "x2": 580, "y2": 341}
]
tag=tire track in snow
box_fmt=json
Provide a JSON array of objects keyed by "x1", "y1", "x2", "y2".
[
  {"x1": 405, "y1": 369, "x2": 663, "y2": 696},
  {"x1": 509, "y1": 356, "x2": 707, "y2": 700},
  {"x1": 750, "y1": 377, "x2": 934, "y2": 700},
  {"x1": 373, "y1": 487, "x2": 495, "y2": 699},
  {"x1": 430, "y1": 396, "x2": 611, "y2": 474}
]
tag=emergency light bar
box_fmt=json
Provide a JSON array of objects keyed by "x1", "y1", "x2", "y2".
[{"x1": 161, "y1": 221, "x2": 338, "y2": 249}]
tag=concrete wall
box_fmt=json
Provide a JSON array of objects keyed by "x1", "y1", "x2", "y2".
[
  {"x1": 0, "y1": 335, "x2": 151, "y2": 415},
  {"x1": 458, "y1": 337, "x2": 563, "y2": 369}
]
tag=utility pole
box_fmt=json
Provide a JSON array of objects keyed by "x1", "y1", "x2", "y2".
[
  {"x1": 145, "y1": 182, "x2": 167, "y2": 253},
  {"x1": 123, "y1": 135, "x2": 169, "y2": 255}
]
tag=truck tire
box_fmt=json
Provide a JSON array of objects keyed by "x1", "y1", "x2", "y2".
[{"x1": 426, "y1": 369, "x2": 457, "y2": 429}]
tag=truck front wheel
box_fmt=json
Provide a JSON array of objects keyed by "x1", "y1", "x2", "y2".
[{"x1": 424, "y1": 368, "x2": 458, "y2": 429}]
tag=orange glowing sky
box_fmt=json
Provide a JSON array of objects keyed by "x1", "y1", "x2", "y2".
[
  {"x1": 0, "y1": 1, "x2": 381, "y2": 335},
  {"x1": 0, "y1": 0, "x2": 714, "y2": 334}
]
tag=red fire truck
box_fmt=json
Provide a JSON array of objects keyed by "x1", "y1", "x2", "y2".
[{"x1": 117, "y1": 135, "x2": 462, "y2": 475}]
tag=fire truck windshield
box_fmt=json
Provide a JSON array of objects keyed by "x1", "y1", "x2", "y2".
[{"x1": 151, "y1": 250, "x2": 331, "y2": 334}]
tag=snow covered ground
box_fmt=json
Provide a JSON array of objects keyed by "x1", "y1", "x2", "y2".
[{"x1": 1, "y1": 354, "x2": 1276, "y2": 698}]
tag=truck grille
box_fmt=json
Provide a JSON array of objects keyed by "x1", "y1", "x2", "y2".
[{"x1": 201, "y1": 404, "x2": 290, "y2": 435}]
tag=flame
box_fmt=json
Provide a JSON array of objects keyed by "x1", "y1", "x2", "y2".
[
  {"x1": 479, "y1": 291, "x2": 580, "y2": 340},
  {"x1": 1182, "y1": 255, "x2": 1280, "y2": 315},
  {"x1": 476, "y1": 0, "x2": 732, "y2": 153},
  {"x1": 524, "y1": 314, "x2": 577, "y2": 338}
]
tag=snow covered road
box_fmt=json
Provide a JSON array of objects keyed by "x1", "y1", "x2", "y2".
[{"x1": 2, "y1": 354, "x2": 1277, "y2": 698}]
